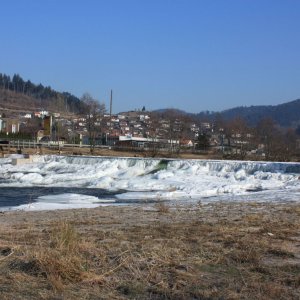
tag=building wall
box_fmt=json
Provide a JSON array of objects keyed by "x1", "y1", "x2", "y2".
[{"x1": 0, "y1": 118, "x2": 20, "y2": 134}]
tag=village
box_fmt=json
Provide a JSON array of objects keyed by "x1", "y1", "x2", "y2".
[{"x1": 1, "y1": 107, "x2": 299, "y2": 160}]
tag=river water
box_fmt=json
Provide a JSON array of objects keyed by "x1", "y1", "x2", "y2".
[{"x1": 1, "y1": 155, "x2": 300, "y2": 211}]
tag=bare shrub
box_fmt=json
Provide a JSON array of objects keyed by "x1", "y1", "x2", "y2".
[{"x1": 155, "y1": 202, "x2": 170, "y2": 213}]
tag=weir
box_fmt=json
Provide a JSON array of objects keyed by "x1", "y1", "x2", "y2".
[
  {"x1": 36, "y1": 154, "x2": 300, "y2": 174},
  {"x1": 1, "y1": 155, "x2": 300, "y2": 211}
]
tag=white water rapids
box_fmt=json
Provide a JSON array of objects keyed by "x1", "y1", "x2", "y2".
[{"x1": 1, "y1": 155, "x2": 300, "y2": 210}]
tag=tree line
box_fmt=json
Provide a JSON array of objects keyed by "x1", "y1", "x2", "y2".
[
  {"x1": 195, "y1": 115, "x2": 300, "y2": 161},
  {"x1": 196, "y1": 99, "x2": 300, "y2": 128},
  {"x1": 0, "y1": 73, "x2": 85, "y2": 114}
]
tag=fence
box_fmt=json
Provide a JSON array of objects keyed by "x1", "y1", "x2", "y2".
[{"x1": 0, "y1": 139, "x2": 211, "y2": 156}]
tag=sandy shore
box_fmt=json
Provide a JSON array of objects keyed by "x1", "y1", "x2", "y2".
[{"x1": 0, "y1": 201, "x2": 300, "y2": 299}]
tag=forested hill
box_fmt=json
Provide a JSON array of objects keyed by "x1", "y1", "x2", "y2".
[
  {"x1": 0, "y1": 73, "x2": 85, "y2": 114},
  {"x1": 1, "y1": 72, "x2": 299, "y2": 128},
  {"x1": 196, "y1": 99, "x2": 300, "y2": 127}
]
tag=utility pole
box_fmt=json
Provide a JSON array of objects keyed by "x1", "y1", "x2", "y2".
[
  {"x1": 107, "y1": 89, "x2": 113, "y2": 146},
  {"x1": 110, "y1": 89, "x2": 113, "y2": 118}
]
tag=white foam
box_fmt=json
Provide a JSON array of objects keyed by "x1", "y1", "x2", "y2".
[{"x1": 1, "y1": 155, "x2": 300, "y2": 211}]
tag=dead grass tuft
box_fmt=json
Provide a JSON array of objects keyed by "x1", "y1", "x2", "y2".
[
  {"x1": 32, "y1": 221, "x2": 90, "y2": 291},
  {"x1": 48, "y1": 221, "x2": 79, "y2": 252},
  {"x1": 154, "y1": 202, "x2": 170, "y2": 214}
]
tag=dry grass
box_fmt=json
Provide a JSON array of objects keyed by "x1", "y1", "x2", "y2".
[
  {"x1": 0, "y1": 202, "x2": 299, "y2": 299},
  {"x1": 154, "y1": 202, "x2": 170, "y2": 214}
]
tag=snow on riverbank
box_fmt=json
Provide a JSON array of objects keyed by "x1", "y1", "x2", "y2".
[{"x1": 1, "y1": 155, "x2": 300, "y2": 210}]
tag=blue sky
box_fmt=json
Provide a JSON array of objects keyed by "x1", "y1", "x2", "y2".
[{"x1": 1, "y1": 0, "x2": 300, "y2": 113}]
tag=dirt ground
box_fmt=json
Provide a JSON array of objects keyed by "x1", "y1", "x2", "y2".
[
  {"x1": 1, "y1": 145, "x2": 220, "y2": 160},
  {"x1": 0, "y1": 201, "x2": 299, "y2": 299}
]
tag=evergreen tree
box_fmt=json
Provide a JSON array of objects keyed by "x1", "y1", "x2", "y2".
[{"x1": 196, "y1": 133, "x2": 210, "y2": 150}]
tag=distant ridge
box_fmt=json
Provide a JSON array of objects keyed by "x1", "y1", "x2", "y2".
[
  {"x1": 155, "y1": 99, "x2": 300, "y2": 127},
  {"x1": 212, "y1": 99, "x2": 300, "y2": 127},
  {"x1": 1, "y1": 72, "x2": 299, "y2": 127}
]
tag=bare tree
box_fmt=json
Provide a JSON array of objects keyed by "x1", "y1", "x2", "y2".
[
  {"x1": 255, "y1": 118, "x2": 288, "y2": 161},
  {"x1": 20, "y1": 117, "x2": 43, "y2": 139},
  {"x1": 81, "y1": 93, "x2": 106, "y2": 154},
  {"x1": 160, "y1": 109, "x2": 191, "y2": 155},
  {"x1": 283, "y1": 128, "x2": 298, "y2": 160},
  {"x1": 227, "y1": 116, "x2": 252, "y2": 158},
  {"x1": 146, "y1": 112, "x2": 161, "y2": 156}
]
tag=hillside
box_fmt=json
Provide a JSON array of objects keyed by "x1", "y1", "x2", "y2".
[
  {"x1": 0, "y1": 89, "x2": 39, "y2": 114},
  {"x1": 0, "y1": 73, "x2": 85, "y2": 117},
  {"x1": 155, "y1": 99, "x2": 300, "y2": 128},
  {"x1": 1, "y1": 72, "x2": 299, "y2": 127},
  {"x1": 219, "y1": 99, "x2": 300, "y2": 127},
  {"x1": 0, "y1": 89, "x2": 85, "y2": 118},
  {"x1": 194, "y1": 98, "x2": 300, "y2": 127}
]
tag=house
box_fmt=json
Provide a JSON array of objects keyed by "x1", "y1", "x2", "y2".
[
  {"x1": 40, "y1": 110, "x2": 49, "y2": 117},
  {"x1": 181, "y1": 139, "x2": 194, "y2": 148},
  {"x1": 0, "y1": 118, "x2": 20, "y2": 134},
  {"x1": 201, "y1": 122, "x2": 211, "y2": 130},
  {"x1": 118, "y1": 135, "x2": 159, "y2": 148},
  {"x1": 36, "y1": 130, "x2": 45, "y2": 141},
  {"x1": 190, "y1": 124, "x2": 200, "y2": 132},
  {"x1": 33, "y1": 110, "x2": 49, "y2": 118},
  {"x1": 23, "y1": 113, "x2": 32, "y2": 119}
]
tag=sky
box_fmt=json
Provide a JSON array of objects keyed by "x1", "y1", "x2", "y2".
[{"x1": 1, "y1": 0, "x2": 300, "y2": 114}]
